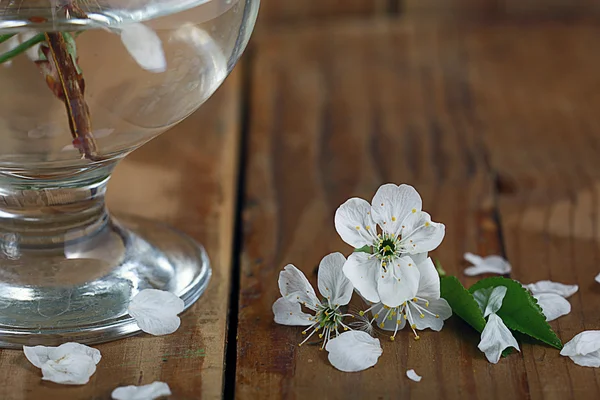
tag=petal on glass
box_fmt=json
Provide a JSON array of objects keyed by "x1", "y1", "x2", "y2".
[
  {"x1": 478, "y1": 313, "x2": 520, "y2": 364},
  {"x1": 128, "y1": 289, "x2": 185, "y2": 336},
  {"x1": 41, "y1": 353, "x2": 98, "y2": 385},
  {"x1": 400, "y1": 212, "x2": 445, "y2": 254},
  {"x1": 278, "y1": 264, "x2": 320, "y2": 308},
  {"x1": 412, "y1": 298, "x2": 452, "y2": 331},
  {"x1": 317, "y1": 252, "x2": 353, "y2": 306},
  {"x1": 343, "y1": 252, "x2": 381, "y2": 303},
  {"x1": 112, "y1": 381, "x2": 172, "y2": 400},
  {"x1": 525, "y1": 280, "x2": 578, "y2": 298},
  {"x1": 120, "y1": 23, "x2": 167, "y2": 73},
  {"x1": 534, "y1": 293, "x2": 571, "y2": 322},
  {"x1": 464, "y1": 253, "x2": 511, "y2": 276},
  {"x1": 406, "y1": 369, "x2": 422, "y2": 382},
  {"x1": 377, "y1": 256, "x2": 420, "y2": 307},
  {"x1": 371, "y1": 184, "x2": 423, "y2": 234},
  {"x1": 326, "y1": 331, "x2": 382, "y2": 372},
  {"x1": 473, "y1": 286, "x2": 507, "y2": 317},
  {"x1": 560, "y1": 330, "x2": 600, "y2": 358},
  {"x1": 272, "y1": 297, "x2": 313, "y2": 326},
  {"x1": 415, "y1": 257, "x2": 440, "y2": 300},
  {"x1": 334, "y1": 198, "x2": 376, "y2": 248}
]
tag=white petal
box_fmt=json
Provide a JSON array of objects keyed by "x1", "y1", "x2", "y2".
[
  {"x1": 278, "y1": 264, "x2": 320, "y2": 308},
  {"x1": 343, "y1": 252, "x2": 381, "y2": 303},
  {"x1": 478, "y1": 313, "x2": 520, "y2": 364},
  {"x1": 24, "y1": 343, "x2": 101, "y2": 370},
  {"x1": 473, "y1": 286, "x2": 507, "y2": 317},
  {"x1": 317, "y1": 252, "x2": 353, "y2": 306},
  {"x1": 534, "y1": 293, "x2": 571, "y2": 322},
  {"x1": 23, "y1": 346, "x2": 51, "y2": 369},
  {"x1": 371, "y1": 184, "x2": 422, "y2": 234},
  {"x1": 41, "y1": 353, "x2": 97, "y2": 385},
  {"x1": 406, "y1": 369, "x2": 422, "y2": 382},
  {"x1": 415, "y1": 257, "x2": 440, "y2": 300},
  {"x1": 326, "y1": 331, "x2": 382, "y2": 372},
  {"x1": 463, "y1": 252, "x2": 483, "y2": 265},
  {"x1": 334, "y1": 198, "x2": 376, "y2": 248},
  {"x1": 377, "y1": 256, "x2": 420, "y2": 307},
  {"x1": 128, "y1": 289, "x2": 185, "y2": 336},
  {"x1": 120, "y1": 23, "x2": 166, "y2": 73},
  {"x1": 525, "y1": 280, "x2": 578, "y2": 298},
  {"x1": 399, "y1": 212, "x2": 445, "y2": 254},
  {"x1": 412, "y1": 298, "x2": 452, "y2": 331},
  {"x1": 112, "y1": 381, "x2": 172, "y2": 400},
  {"x1": 566, "y1": 351, "x2": 600, "y2": 368},
  {"x1": 272, "y1": 297, "x2": 313, "y2": 326},
  {"x1": 560, "y1": 330, "x2": 600, "y2": 357},
  {"x1": 595, "y1": 273, "x2": 600, "y2": 284},
  {"x1": 464, "y1": 254, "x2": 511, "y2": 276}
]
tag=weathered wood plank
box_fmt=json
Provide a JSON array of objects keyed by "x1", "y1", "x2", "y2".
[
  {"x1": 236, "y1": 21, "x2": 545, "y2": 399},
  {"x1": 463, "y1": 23, "x2": 600, "y2": 398},
  {"x1": 0, "y1": 68, "x2": 242, "y2": 400}
]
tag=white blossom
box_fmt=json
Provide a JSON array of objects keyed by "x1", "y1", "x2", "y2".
[{"x1": 335, "y1": 184, "x2": 445, "y2": 307}]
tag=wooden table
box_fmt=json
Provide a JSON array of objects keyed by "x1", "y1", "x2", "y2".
[{"x1": 3, "y1": 4, "x2": 600, "y2": 399}]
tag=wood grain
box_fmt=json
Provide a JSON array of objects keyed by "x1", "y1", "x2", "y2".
[
  {"x1": 0, "y1": 68, "x2": 241, "y2": 400},
  {"x1": 236, "y1": 20, "x2": 600, "y2": 399},
  {"x1": 257, "y1": 0, "x2": 387, "y2": 25}
]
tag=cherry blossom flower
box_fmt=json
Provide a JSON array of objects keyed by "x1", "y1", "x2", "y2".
[
  {"x1": 367, "y1": 257, "x2": 452, "y2": 341},
  {"x1": 335, "y1": 184, "x2": 445, "y2": 307},
  {"x1": 273, "y1": 253, "x2": 354, "y2": 349}
]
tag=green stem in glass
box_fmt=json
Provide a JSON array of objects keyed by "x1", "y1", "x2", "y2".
[
  {"x1": 0, "y1": 34, "x2": 16, "y2": 44},
  {"x1": 0, "y1": 33, "x2": 45, "y2": 64}
]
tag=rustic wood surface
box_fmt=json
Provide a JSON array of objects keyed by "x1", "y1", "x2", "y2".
[
  {"x1": 236, "y1": 20, "x2": 600, "y2": 399},
  {"x1": 257, "y1": 0, "x2": 388, "y2": 25},
  {"x1": 0, "y1": 70, "x2": 241, "y2": 400}
]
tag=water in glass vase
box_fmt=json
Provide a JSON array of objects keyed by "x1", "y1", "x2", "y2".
[{"x1": 0, "y1": 0, "x2": 258, "y2": 347}]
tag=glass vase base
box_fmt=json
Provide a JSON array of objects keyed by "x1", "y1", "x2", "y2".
[{"x1": 0, "y1": 215, "x2": 211, "y2": 349}]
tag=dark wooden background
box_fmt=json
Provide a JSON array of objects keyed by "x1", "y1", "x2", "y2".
[{"x1": 3, "y1": 1, "x2": 600, "y2": 398}]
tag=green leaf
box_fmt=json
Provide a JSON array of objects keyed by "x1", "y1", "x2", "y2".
[
  {"x1": 469, "y1": 277, "x2": 562, "y2": 350},
  {"x1": 354, "y1": 245, "x2": 372, "y2": 254},
  {"x1": 440, "y1": 276, "x2": 486, "y2": 332}
]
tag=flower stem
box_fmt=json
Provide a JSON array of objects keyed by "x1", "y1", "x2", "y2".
[
  {"x1": 0, "y1": 34, "x2": 16, "y2": 44},
  {"x1": 0, "y1": 33, "x2": 45, "y2": 64}
]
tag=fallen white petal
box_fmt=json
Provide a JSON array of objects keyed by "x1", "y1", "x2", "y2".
[
  {"x1": 326, "y1": 331, "x2": 382, "y2": 372},
  {"x1": 534, "y1": 293, "x2": 571, "y2": 322},
  {"x1": 128, "y1": 289, "x2": 185, "y2": 336},
  {"x1": 561, "y1": 330, "x2": 600, "y2": 368},
  {"x1": 596, "y1": 273, "x2": 600, "y2": 284},
  {"x1": 478, "y1": 313, "x2": 520, "y2": 364},
  {"x1": 24, "y1": 343, "x2": 101, "y2": 385},
  {"x1": 112, "y1": 381, "x2": 172, "y2": 400},
  {"x1": 464, "y1": 253, "x2": 511, "y2": 276},
  {"x1": 406, "y1": 369, "x2": 422, "y2": 382},
  {"x1": 473, "y1": 286, "x2": 507, "y2": 318},
  {"x1": 525, "y1": 280, "x2": 578, "y2": 298},
  {"x1": 120, "y1": 23, "x2": 166, "y2": 73}
]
